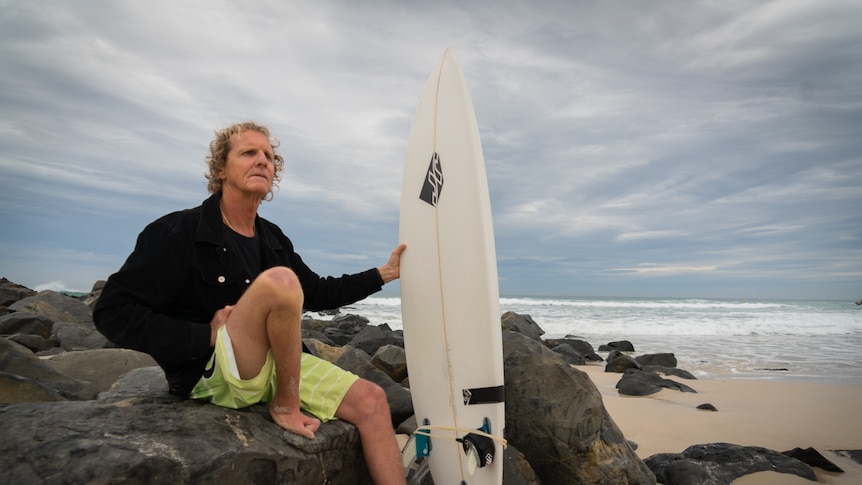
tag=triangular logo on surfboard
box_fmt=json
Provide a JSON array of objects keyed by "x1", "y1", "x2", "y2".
[{"x1": 419, "y1": 152, "x2": 444, "y2": 207}]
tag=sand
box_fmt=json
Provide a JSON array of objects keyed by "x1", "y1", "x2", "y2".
[{"x1": 581, "y1": 364, "x2": 862, "y2": 484}]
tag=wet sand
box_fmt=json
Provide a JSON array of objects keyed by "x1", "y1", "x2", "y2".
[{"x1": 581, "y1": 365, "x2": 862, "y2": 484}]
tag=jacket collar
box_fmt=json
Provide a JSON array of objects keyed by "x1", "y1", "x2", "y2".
[
  {"x1": 196, "y1": 192, "x2": 225, "y2": 245},
  {"x1": 195, "y1": 192, "x2": 284, "y2": 253}
]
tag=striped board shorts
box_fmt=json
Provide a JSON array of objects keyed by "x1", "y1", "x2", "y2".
[{"x1": 189, "y1": 325, "x2": 359, "y2": 422}]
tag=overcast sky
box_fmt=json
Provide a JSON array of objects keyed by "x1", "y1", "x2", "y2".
[{"x1": 1, "y1": 0, "x2": 860, "y2": 300}]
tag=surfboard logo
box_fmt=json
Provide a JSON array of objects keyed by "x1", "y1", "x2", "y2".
[{"x1": 419, "y1": 152, "x2": 444, "y2": 207}]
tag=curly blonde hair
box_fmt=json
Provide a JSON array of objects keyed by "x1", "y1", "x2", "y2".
[{"x1": 205, "y1": 122, "x2": 285, "y2": 201}]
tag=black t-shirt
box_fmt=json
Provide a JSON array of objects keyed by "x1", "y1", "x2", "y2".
[{"x1": 225, "y1": 227, "x2": 262, "y2": 278}]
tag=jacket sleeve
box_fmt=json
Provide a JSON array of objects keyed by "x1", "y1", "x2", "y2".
[
  {"x1": 286, "y1": 250, "x2": 384, "y2": 312},
  {"x1": 93, "y1": 220, "x2": 212, "y2": 365}
]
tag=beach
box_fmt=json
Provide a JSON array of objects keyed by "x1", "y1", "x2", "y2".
[{"x1": 581, "y1": 365, "x2": 862, "y2": 484}]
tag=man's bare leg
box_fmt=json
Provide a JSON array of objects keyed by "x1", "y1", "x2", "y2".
[
  {"x1": 336, "y1": 379, "x2": 406, "y2": 485},
  {"x1": 223, "y1": 267, "x2": 319, "y2": 438}
]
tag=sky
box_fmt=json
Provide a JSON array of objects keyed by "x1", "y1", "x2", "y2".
[{"x1": 1, "y1": 0, "x2": 860, "y2": 300}]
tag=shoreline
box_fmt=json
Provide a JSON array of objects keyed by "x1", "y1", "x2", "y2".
[{"x1": 580, "y1": 364, "x2": 862, "y2": 484}]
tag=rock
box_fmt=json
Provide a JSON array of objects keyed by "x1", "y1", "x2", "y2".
[
  {"x1": 332, "y1": 313, "x2": 370, "y2": 327},
  {"x1": 8, "y1": 290, "x2": 93, "y2": 324},
  {"x1": 0, "y1": 277, "x2": 37, "y2": 306},
  {"x1": 544, "y1": 336, "x2": 603, "y2": 362},
  {"x1": 551, "y1": 343, "x2": 587, "y2": 365},
  {"x1": 616, "y1": 369, "x2": 697, "y2": 397},
  {"x1": 635, "y1": 352, "x2": 678, "y2": 368},
  {"x1": 52, "y1": 321, "x2": 110, "y2": 351},
  {"x1": 79, "y1": 280, "x2": 106, "y2": 312},
  {"x1": 335, "y1": 346, "x2": 414, "y2": 427},
  {"x1": 6, "y1": 333, "x2": 59, "y2": 352},
  {"x1": 303, "y1": 338, "x2": 348, "y2": 363},
  {"x1": 782, "y1": 447, "x2": 843, "y2": 472},
  {"x1": 0, "y1": 366, "x2": 373, "y2": 484},
  {"x1": 605, "y1": 350, "x2": 642, "y2": 373},
  {"x1": 0, "y1": 338, "x2": 99, "y2": 402},
  {"x1": 501, "y1": 444, "x2": 542, "y2": 485},
  {"x1": 351, "y1": 324, "x2": 404, "y2": 356},
  {"x1": 697, "y1": 403, "x2": 718, "y2": 411},
  {"x1": 643, "y1": 365, "x2": 697, "y2": 380},
  {"x1": 45, "y1": 348, "x2": 157, "y2": 392},
  {"x1": 371, "y1": 344, "x2": 408, "y2": 382},
  {"x1": 0, "y1": 312, "x2": 54, "y2": 338},
  {"x1": 645, "y1": 442, "x2": 817, "y2": 485},
  {"x1": 832, "y1": 450, "x2": 862, "y2": 465},
  {"x1": 599, "y1": 340, "x2": 635, "y2": 352},
  {"x1": 300, "y1": 315, "x2": 331, "y2": 333},
  {"x1": 500, "y1": 311, "x2": 545, "y2": 341},
  {"x1": 502, "y1": 330, "x2": 655, "y2": 484}
]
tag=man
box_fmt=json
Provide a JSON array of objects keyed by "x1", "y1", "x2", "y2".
[{"x1": 94, "y1": 121, "x2": 407, "y2": 484}]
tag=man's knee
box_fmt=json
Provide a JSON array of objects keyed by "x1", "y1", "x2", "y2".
[
  {"x1": 256, "y1": 267, "x2": 303, "y2": 297},
  {"x1": 355, "y1": 380, "x2": 391, "y2": 419}
]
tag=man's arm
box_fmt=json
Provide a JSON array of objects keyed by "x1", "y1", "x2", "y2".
[{"x1": 93, "y1": 221, "x2": 211, "y2": 365}]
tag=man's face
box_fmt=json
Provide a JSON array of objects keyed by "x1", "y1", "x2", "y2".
[{"x1": 219, "y1": 129, "x2": 275, "y2": 198}]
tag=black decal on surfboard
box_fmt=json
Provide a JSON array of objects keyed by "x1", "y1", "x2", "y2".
[
  {"x1": 462, "y1": 385, "x2": 505, "y2": 405},
  {"x1": 419, "y1": 152, "x2": 444, "y2": 206}
]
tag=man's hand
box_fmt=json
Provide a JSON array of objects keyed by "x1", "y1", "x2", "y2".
[
  {"x1": 378, "y1": 243, "x2": 406, "y2": 284},
  {"x1": 210, "y1": 305, "x2": 233, "y2": 346},
  {"x1": 270, "y1": 404, "x2": 321, "y2": 439}
]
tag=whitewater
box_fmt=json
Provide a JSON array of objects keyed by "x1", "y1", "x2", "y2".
[{"x1": 310, "y1": 296, "x2": 862, "y2": 383}]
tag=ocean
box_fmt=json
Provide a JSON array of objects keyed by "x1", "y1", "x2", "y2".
[{"x1": 313, "y1": 296, "x2": 862, "y2": 383}]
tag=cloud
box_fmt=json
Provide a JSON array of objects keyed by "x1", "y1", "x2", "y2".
[{"x1": 1, "y1": 0, "x2": 860, "y2": 299}]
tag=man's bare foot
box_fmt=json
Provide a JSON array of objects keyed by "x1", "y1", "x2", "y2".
[{"x1": 270, "y1": 403, "x2": 320, "y2": 439}]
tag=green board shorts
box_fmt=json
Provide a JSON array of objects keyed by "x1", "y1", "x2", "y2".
[{"x1": 189, "y1": 325, "x2": 359, "y2": 422}]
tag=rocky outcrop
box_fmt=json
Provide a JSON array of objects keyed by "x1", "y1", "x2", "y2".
[
  {"x1": 15, "y1": 279, "x2": 851, "y2": 484},
  {"x1": 1, "y1": 366, "x2": 373, "y2": 484},
  {"x1": 0, "y1": 338, "x2": 99, "y2": 402},
  {"x1": 0, "y1": 277, "x2": 37, "y2": 307},
  {"x1": 645, "y1": 443, "x2": 819, "y2": 485},
  {"x1": 1, "y1": 279, "x2": 660, "y2": 484},
  {"x1": 502, "y1": 330, "x2": 656, "y2": 484}
]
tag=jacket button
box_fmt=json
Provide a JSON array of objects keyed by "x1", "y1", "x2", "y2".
[{"x1": 218, "y1": 276, "x2": 226, "y2": 283}]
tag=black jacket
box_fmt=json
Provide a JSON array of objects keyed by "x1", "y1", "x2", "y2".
[{"x1": 94, "y1": 192, "x2": 383, "y2": 396}]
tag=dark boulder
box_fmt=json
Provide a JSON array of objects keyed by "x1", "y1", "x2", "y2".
[
  {"x1": 371, "y1": 344, "x2": 408, "y2": 382},
  {"x1": 52, "y1": 321, "x2": 111, "y2": 351},
  {"x1": 544, "y1": 336, "x2": 603, "y2": 362},
  {"x1": 351, "y1": 324, "x2": 404, "y2": 356},
  {"x1": 335, "y1": 345, "x2": 413, "y2": 427},
  {"x1": 45, "y1": 348, "x2": 157, "y2": 392},
  {"x1": 9, "y1": 290, "x2": 93, "y2": 324},
  {"x1": 500, "y1": 311, "x2": 545, "y2": 341},
  {"x1": 605, "y1": 350, "x2": 642, "y2": 373},
  {"x1": 782, "y1": 447, "x2": 843, "y2": 472},
  {"x1": 0, "y1": 367, "x2": 373, "y2": 484},
  {"x1": 616, "y1": 368, "x2": 697, "y2": 397},
  {"x1": 551, "y1": 343, "x2": 587, "y2": 365},
  {"x1": 635, "y1": 352, "x2": 678, "y2": 368},
  {"x1": 599, "y1": 340, "x2": 635, "y2": 352},
  {"x1": 0, "y1": 312, "x2": 54, "y2": 339},
  {"x1": 0, "y1": 277, "x2": 37, "y2": 306},
  {"x1": 0, "y1": 338, "x2": 99, "y2": 402},
  {"x1": 502, "y1": 330, "x2": 655, "y2": 484},
  {"x1": 645, "y1": 442, "x2": 817, "y2": 485},
  {"x1": 643, "y1": 365, "x2": 697, "y2": 380}
]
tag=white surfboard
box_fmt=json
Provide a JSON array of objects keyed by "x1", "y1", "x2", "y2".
[{"x1": 399, "y1": 49, "x2": 505, "y2": 485}]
